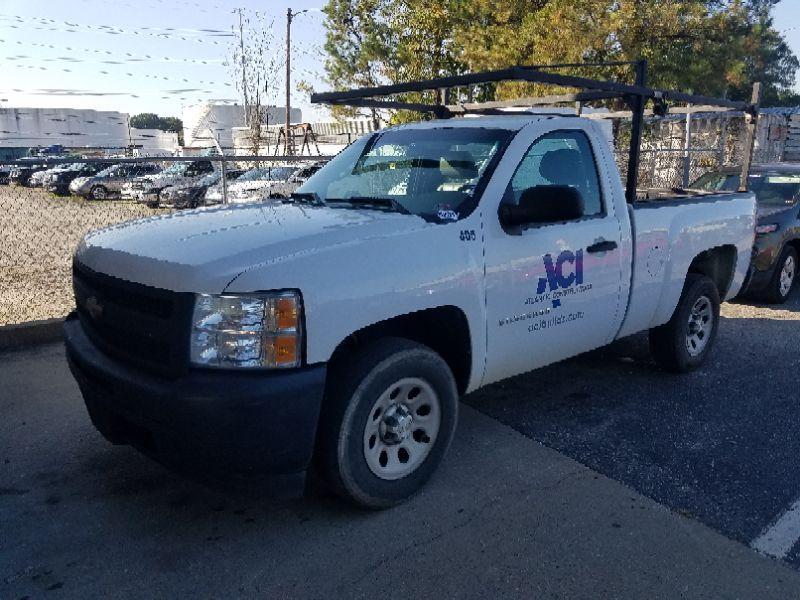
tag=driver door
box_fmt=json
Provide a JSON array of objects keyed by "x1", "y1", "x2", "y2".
[{"x1": 483, "y1": 128, "x2": 624, "y2": 385}]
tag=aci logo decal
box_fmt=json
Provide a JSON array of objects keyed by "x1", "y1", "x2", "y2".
[{"x1": 536, "y1": 249, "x2": 585, "y2": 308}]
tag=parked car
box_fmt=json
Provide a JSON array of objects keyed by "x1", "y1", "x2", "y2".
[
  {"x1": 160, "y1": 169, "x2": 245, "y2": 209},
  {"x1": 65, "y1": 111, "x2": 756, "y2": 508},
  {"x1": 130, "y1": 160, "x2": 215, "y2": 207},
  {"x1": 260, "y1": 162, "x2": 327, "y2": 200},
  {"x1": 9, "y1": 162, "x2": 48, "y2": 187},
  {"x1": 222, "y1": 165, "x2": 299, "y2": 203},
  {"x1": 28, "y1": 167, "x2": 57, "y2": 188},
  {"x1": 692, "y1": 164, "x2": 800, "y2": 303},
  {"x1": 0, "y1": 165, "x2": 12, "y2": 185},
  {"x1": 48, "y1": 162, "x2": 115, "y2": 196},
  {"x1": 70, "y1": 163, "x2": 161, "y2": 200}
]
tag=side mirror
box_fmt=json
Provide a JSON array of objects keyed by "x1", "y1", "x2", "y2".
[{"x1": 499, "y1": 185, "x2": 584, "y2": 228}]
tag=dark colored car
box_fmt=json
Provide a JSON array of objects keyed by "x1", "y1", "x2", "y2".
[
  {"x1": 159, "y1": 169, "x2": 246, "y2": 209},
  {"x1": 48, "y1": 162, "x2": 115, "y2": 196},
  {"x1": 693, "y1": 163, "x2": 800, "y2": 303},
  {"x1": 9, "y1": 162, "x2": 48, "y2": 187},
  {"x1": 0, "y1": 165, "x2": 12, "y2": 185}
]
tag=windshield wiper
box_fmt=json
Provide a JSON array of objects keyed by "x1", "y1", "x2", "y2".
[
  {"x1": 288, "y1": 191, "x2": 325, "y2": 205},
  {"x1": 328, "y1": 196, "x2": 412, "y2": 215}
]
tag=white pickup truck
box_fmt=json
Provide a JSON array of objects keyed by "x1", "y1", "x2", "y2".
[{"x1": 64, "y1": 114, "x2": 756, "y2": 507}]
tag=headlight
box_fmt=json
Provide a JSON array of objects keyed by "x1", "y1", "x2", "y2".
[
  {"x1": 190, "y1": 292, "x2": 302, "y2": 369},
  {"x1": 756, "y1": 223, "x2": 779, "y2": 235}
]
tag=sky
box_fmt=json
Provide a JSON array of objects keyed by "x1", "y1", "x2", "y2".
[
  {"x1": 775, "y1": 0, "x2": 800, "y2": 95},
  {"x1": 0, "y1": 0, "x2": 330, "y2": 120},
  {"x1": 1, "y1": 0, "x2": 799, "y2": 123}
]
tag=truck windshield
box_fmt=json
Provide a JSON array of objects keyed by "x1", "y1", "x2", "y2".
[
  {"x1": 693, "y1": 171, "x2": 800, "y2": 206},
  {"x1": 296, "y1": 127, "x2": 512, "y2": 221}
]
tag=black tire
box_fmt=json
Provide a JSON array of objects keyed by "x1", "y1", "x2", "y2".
[
  {"x1": 315, "y1": 337, "x2": 458, "y2": 509},
  {"x1": 649, "y1": 273, "x2": 720, "y2": 373},
  {"x1": 764, "y1": 246, "x2": 797, "y2": 304},
  {"x1": 90, "y1": 185, "x2": 108, "y2": 200}
]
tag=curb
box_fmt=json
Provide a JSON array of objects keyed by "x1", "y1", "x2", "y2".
[{"x1": 0, "y1": 318, "x2": 64, "y2": 351}]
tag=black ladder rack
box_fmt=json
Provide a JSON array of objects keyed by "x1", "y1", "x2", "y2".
[{"x1": 311, "y1": 61, "x2": 761, "y2": 203}]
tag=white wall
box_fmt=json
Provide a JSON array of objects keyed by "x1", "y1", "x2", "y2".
[
  {"x1": 183, "y1": 103, "x2": 302, "y2": 150},
  {"x1": 128, "y1": 128, "x2": 179, "y2": 155},
  {"x1": 0, "y1": 107, "x2": 130, "y2": 148}
]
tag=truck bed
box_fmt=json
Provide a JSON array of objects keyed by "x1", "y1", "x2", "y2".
[
  {"x1": 635, "y1": 188, "x2": 734, "y2": 203},
  {"x1": 616, "y1": 191, "x2": 757, "y2": 340}
]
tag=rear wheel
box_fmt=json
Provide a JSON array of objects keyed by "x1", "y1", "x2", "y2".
[
  {"x1": 90, "y1": 185, "x2": 108, "y2": 200},
  {"x1": 765, "y1": 246, "x2": 797, "y2": 304},
  {"x1": 316, "y1": 338, "x2": 458, "y2": 508},
  {"x1": 649, "y1": 273, "x2": 720, "y2": 373}
]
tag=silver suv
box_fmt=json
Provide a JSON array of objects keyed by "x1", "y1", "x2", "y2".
[{"x1": 70, "y1": 163, "x2": 161, "y2": 200}]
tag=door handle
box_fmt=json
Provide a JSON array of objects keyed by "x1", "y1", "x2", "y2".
[{"x1": 586, "y1": 239, "x2": 618, "y2": 254}]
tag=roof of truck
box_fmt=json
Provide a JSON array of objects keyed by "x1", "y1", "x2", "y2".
[{"x1": 383, "y1": 114, "x2": 568, "y2": 132}]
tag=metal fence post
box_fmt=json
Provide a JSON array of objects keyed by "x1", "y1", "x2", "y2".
[
  {"x1": 221, "y1": 157, "x2": 228, "y2": 205},
  {"x1": 739, "y1": 82, "x2": 762, "y2": 192},
  {"x1": 682, "y1": 112, "x2": 692, "y2": 188}
]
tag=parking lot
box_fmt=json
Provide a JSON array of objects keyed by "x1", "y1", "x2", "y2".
[{"x1": 3, "y1": 293, "x2": 800, "y2": 597}]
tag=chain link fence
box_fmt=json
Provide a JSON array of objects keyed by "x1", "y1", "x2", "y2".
[
  {"x1": 611, "y1": 111, "x2": 784, "y2": 190},
  {"x1": 0, "y1": 112, "x2": 781, "y2": 327},
  {"x1": 0, "y1": 155, "x2": 329, "y2": 326}
]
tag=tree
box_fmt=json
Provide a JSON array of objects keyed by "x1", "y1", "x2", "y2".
[
  {"x1": 129, "y1": 113, "x2": 184, "y2": 145},
  {"x1": 323, "y1": 0, "x2": 393, "y2": 126},
  {"x1": 129, "y1": 113, "x2": 161, "y2": 130},
  {"x1": 321, "y1": 0, "x2": 798, "y2": 114},
  {"x1": 229, "y1": 9, "x2": 280, "y2": 155}
]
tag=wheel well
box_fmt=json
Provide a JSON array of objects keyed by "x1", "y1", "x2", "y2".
[
  {"x1": 327, "y1": 306, "x2": 472, "y2": 395},
  {"x1": 687, "y1": 245, "x2": 737, "y2": 298},
  {"x1": 785, "y1": 239, "x2": 800, "y2": 258}
]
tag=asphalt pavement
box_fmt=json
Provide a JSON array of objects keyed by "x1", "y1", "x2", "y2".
[
  {"x1": 466, "y1": 290, "x2": 800, "y2": 568},
  {"x1": 3, "y1": 292, "x2": 800, "y2": 598}
]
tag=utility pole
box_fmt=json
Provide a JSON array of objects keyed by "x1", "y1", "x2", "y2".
[
  {"x1": 235, "y1": 8, "x2": 248, "y2": 115},
  {"x1": 284, "y1": 8, "x2": 309, "y2": 156},
  {"x1": 285, "y1": 8, "x2": 293, "y2": 155}
]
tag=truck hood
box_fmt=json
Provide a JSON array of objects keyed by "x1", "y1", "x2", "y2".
[{"x1": 76, "y1": 202, "x2": 428, "y2": 293}]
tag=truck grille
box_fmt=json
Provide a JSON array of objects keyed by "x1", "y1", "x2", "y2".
[{"x1": 72, "y1": 260, "x2": 194, "y2": 375}]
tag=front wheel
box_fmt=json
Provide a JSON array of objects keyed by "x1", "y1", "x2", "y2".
[
  {"x1": 765, "y1": 246, "x2": 797, "y2": 304},
  {"x1": 90, "y1": 185, "x2": 108, "y2": 200},
  {"x1": 649, "y1": 273, "x2": 720, "y2": 373},
  {"x1": 316, "y1": 338, "x2": 458, "y2": 508}
]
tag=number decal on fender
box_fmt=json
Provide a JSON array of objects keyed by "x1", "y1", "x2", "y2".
[{"x1": 459, "y1": 230, "x2": 477, "y2": 241}]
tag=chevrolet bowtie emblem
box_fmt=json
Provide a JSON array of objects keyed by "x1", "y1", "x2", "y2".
[{"x1": 85, "y1": 296, "x2": 103, "y2": 320}]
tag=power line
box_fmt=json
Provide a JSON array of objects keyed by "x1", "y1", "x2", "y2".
[
  {"x1": 0, "y1": 13, "x2": 233, "y2": 36},
  {"x1": 1, "y1": 40, "x2": 225, "y2": 65},
  {"x1": 0, "y1": 15, "x2": 232, "y2": 44}
]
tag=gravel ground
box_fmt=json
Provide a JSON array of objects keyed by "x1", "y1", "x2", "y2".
[{"x1": 0, "y1": 186, "x2": 168, "y2": 325}]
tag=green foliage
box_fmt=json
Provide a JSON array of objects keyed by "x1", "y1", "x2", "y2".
[
  {"x1": 129, "y1": 113, "x2": 184, "y2": 145},
  {"x1": 129, "y1": 113, "x2": 161, "y2": 130},
  {"x1": 322, "y1": 0, "x2": 799, "y2": 114}
]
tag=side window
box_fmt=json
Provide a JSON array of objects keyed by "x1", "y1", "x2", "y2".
[{"x1": 509, "y1": 130, "x2": 603, "y2": 217}]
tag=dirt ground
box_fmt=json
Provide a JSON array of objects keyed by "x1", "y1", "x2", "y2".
[{"x1": 0, "y1": 186, "x2": 169, "y2": 325}]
